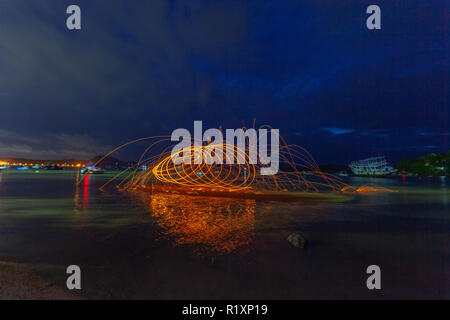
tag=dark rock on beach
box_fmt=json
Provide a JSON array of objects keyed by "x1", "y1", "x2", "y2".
[{"x1": 287, "y1": 232, "x2": 308, "y2": 249}]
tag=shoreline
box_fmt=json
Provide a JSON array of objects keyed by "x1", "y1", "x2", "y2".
[{"x1": 0, "y1": 260, "x2": 82, "y2": 300}]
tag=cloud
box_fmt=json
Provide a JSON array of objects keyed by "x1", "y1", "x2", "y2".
[
  {"x1": 0, "y1": 0, "x2": 447, "y2": 163},
  {"x1": 321, "y1": 127, "x2": 354, "y2": 135},
  {"x1": 360, "y1": 129, "x2": 392, "y2": 137},
  {"x1": 0, "y1": 129, "x2": 111, "y2": 159},
  {"x1": 418, "y1": 132, "x2": 450, "y2": 137},
  {"x1": 408, "y1": 145, "x2": 439, "y2": 150},
  {"x1": 0, "y1": 0, "x2": 249, "y2": 137}
]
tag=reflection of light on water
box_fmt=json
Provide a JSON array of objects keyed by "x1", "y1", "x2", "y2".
[
  {"x1": 150, "y1": 193, "x2": 256, "y2": 254},
  {"x1": 73, "y1": 170, "x2": 89, "y2": 222},
  {"x1": 74, "y1": 170, "x2": 80, "y2": 215},
  {"x1": 83, "y1": 174, "x2": 89, "y2": 210},
  {"x1": 440, "y1": 177, "x2": 448, "y2": 209}
]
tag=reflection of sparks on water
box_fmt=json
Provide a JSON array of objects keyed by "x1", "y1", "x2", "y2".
[{"x1": 150, "y1": 193, "x2": 256, "y2": 254}]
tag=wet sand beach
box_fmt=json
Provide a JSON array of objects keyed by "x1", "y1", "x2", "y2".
[{"x1": 0, "y1": 260, "x2": 81, "y2": 300}]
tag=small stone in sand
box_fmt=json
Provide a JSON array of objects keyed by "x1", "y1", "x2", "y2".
[{"x1": 287, "y1": 232, "x2": 308, "y2": 249}]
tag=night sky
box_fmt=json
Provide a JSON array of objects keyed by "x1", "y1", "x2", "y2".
[{"x1": 0, "y1": 0, "x2": 448, "y2": 164}]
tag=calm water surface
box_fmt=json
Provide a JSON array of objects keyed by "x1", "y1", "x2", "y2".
[{"x1": 0, "y1": 169, "x2": 448, "y2": 299}]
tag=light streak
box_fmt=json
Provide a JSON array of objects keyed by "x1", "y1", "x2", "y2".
[{"x1": 93, "y1": 124, "x2": 394, "y2": 198}]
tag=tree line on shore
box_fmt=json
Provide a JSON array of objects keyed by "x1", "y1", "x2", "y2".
[{"x1": 394, "y1": 151, "x2": 449, "y2": 176}]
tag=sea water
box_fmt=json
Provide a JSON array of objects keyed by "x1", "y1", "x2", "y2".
[{"x1": 0, "y1": 169, "x2": 448, "y2": 299}]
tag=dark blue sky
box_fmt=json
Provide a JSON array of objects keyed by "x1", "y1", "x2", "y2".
[{"x1": 0, "y1": 0, "x2": 448, "y2": 163}]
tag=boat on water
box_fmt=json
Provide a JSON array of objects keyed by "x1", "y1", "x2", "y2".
[
  {"x1": 336, "y1": 170, "x2": 349, "y2": 177},
  {"x1": 81, "y1": 164, "x2": 104, "y2": 174},
  {"x1": 0, "y1": 165, "x2": 8, "y2": 170},
  {"x1": 349, "y1": 156, "x2": 397, "y2": 177},
  {"x1": 43, "y1": 162, "x2": 63, "y2": 170},
  {"x1": 17, "y1": 166, "x2": 30, "y2": 171}
]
